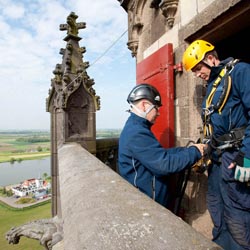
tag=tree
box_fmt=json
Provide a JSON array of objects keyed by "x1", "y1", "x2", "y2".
[{"x1": 42, "y1": 172, "x2": 48, "y2": 180}]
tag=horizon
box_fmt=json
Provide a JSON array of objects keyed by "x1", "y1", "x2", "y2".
[{"x1": 0, "y1": 128, "x2": 122, "y2": 132}]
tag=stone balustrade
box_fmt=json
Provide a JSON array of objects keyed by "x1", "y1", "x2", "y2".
[{"x1": 53, "y1": 142, "x2": 222, "y2": 250}]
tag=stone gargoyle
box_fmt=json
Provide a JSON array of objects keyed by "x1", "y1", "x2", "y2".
[{"x1": 6, "y1": 216, "x2": 63, "y2": 250}]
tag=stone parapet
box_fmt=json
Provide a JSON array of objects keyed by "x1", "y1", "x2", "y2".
[{"x1": 57, "y1": 142, "x2": 222, "y2": 250}]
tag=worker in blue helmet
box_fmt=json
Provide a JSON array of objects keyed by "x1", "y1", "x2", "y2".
[{"x1": 118, "y1": 83, "x2": 206, "y2": 208}]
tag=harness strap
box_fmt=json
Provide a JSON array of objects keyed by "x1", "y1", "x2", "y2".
[
  {"x1": 211, "y1": 126, "x2": 246, "y2": 153},
  {"x1": 215, "y1": 126, "x2": 246, "y2": 143},
  {"x1": 203, "y1": 59, "x2": 239, "y2": 138},
  {"x1": 206, "y1": 68, "x2": 226, "y2": 108},
  {"x1": 217, "y1": 75, "x2": 232, "y2": 114}
]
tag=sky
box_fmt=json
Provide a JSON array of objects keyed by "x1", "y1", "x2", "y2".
[{"x1": 0, "y1": 0, "x2": 136, "y2": 131}]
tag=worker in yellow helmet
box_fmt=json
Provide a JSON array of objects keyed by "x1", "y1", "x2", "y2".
[
  {"x1": 183, "y1": 40, "x2": 250, "y2": 250},
  {"x1": 182, "y1": 40, "x2": 214, "y2": 71}
]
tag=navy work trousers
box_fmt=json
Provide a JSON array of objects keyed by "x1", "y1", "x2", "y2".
[{"x1": 207, "y1": 151, "x2": 250, "y2": 250}]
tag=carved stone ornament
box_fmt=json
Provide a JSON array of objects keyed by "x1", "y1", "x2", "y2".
[
  {"x1": 46, "y1": 12, "x2": 100, "y2": 112},
  {"x1": 125, "y1": 0, "x2": 178, "y2": 56},
  {"x1": 127, "y1": 2, "x2": 144, "y2": 57},
  {"x1": 159, "y1": 0, "x2": 179, "y2": 28},
  {"x1": 127, "y1": 39, "x2": 139, "y2": 57},
  {"x1": 59, "y1": 12, "x2": 86, "y2": 41},
  {"x1": 6, "y1": 216, "x2": 63, "y2": 250}
]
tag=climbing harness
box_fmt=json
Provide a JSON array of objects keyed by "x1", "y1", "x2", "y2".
[
  {"x1": 211, "y1": 126, "x2": 245, "y2": 153},
  {"x1": 202, "y1": 59, "x2": 239, "y2": 138},
  {"x1": 191, "y1": 59, "x2": 242, "y2": 173}
]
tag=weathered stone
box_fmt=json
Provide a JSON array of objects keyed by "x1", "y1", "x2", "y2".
[
  {"x1": 46, "y1": 12, "x2": 100, "y2": 216},
  {"x1": 58, "y1": 143, "x2": 222, "y2": 250},
  {"x1": 6, "y1": 216, "x2": 63, "y2": 250}
]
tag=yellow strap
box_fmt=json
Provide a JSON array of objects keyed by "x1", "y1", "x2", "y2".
[
  {"x1": 218, "y1": 76, "x2": 232, "y2": 114},
  {"x1": 204, "y1": 68, "x2": 226, "y2": 137},
  {"x1": 206, "y1": 68, "x2": 226, "y2": 108}
]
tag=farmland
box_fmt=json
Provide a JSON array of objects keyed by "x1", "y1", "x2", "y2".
[
  {"x1": 0, "y1": 129, "x2": 121, "y2": 163},
  {"x1": 0, "y1": 130, "x2": 50, "y2": 163}
]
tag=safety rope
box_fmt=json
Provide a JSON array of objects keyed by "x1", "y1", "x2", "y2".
[{"x1": 61, "y1": 29, "x2": 128, "y2": 92}]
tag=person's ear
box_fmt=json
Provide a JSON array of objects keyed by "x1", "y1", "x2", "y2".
[
  {"x1": 206, "y1": 54, "x2": 215, "y2": 66},
  {"x1": 142, "y1": 101, "x2": 147, "y2": 112}
]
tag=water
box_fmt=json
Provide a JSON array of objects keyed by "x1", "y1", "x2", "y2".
[{"x1": 0, "y1": 157, "x2": 50, "y2": 186}]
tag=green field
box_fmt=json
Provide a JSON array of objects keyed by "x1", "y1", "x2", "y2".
[
  {"x1": 0, "y1": 129, "x2": 122, "y2": 163},
  {"x1": 97, "y1": 129, "x2": 121, "y2": 138},
  {"x1": 0, "y1": 201, "x2": 51, "y2": 250},
  {"x1": 0, "y1": 131, "x2": 50, "y2": 163}
]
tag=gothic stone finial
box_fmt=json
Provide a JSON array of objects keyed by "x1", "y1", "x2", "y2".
[{"x1": 59, "y1": 12, "x2": 86, "y2": 40}]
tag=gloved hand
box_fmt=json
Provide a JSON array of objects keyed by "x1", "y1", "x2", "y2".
[{"x1": 233, "y1": 151, "x2": 250, "y2": 182}]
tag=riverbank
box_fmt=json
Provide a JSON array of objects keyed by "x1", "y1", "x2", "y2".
[{"x1": 0, "y1": 152, "x2": 50, "y2": 163}]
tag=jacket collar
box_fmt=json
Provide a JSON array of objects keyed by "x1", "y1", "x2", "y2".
[
  {"x1": 130, "y1": 112, "x2": 153, "y2": 128},
  {"x1": 208, "y1": 57, "x2": 234, "y2": 83}
]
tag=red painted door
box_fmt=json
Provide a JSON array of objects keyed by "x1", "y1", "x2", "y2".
[{"x1": 136, "y1": 44, "x2": 175, "y2": 148}]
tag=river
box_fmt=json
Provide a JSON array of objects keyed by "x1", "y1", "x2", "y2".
[{"x1": 0, "y1": 157, "x2": 50, "y2": 186}]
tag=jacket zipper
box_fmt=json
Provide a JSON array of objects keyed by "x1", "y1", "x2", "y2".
[{"x1": 152, "y1": 176, "x2": 156, "y2": 200}]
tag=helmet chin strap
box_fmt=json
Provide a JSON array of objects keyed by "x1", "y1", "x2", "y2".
[
  {"x1": 201, "y1": 60, "x2": 212, "y2": 69},
  {"x1": 130, "y1": 103, "x2": 155, "y2": 119}
]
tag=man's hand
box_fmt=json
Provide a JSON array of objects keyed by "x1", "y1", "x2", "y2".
[
  {"x1": 228, "y1": 162, "x2": 235, "y2": 169},
  {"x1": 193, "y1": 143, "x2": 208, "y2": 156},
  {"x1": 191, "y1": 144, "x2": 211, "y2": 173},
  {"x1": 228, "y1": 151, "x2": 250, "y2": 182}
]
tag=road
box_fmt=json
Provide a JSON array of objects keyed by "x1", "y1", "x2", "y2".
[{"x1": 0, "y1": 195, "x2": 51, "y2": 208}]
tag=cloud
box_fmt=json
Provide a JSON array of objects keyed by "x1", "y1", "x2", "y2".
[
  {"x1": 0, "y1": 0, "x2": 135, "y2": 130},
  {"x1": 2, "y1": 2, "x2": 25, "y2": 19}
]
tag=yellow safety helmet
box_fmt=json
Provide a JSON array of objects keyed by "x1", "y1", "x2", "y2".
[{"x1": 182, "y1": 40, "x2": 215, "y2": 71}]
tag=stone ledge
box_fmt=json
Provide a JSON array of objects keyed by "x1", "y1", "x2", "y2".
[{"x1": 58, "y1": 143, "x2": 222, "y2": 250}]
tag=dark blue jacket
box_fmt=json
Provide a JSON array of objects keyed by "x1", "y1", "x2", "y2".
[
  {"x1": 118, "y1": 112, "x2": 202, "y2": 207},
  {"x1": 202, "y1": 58, "x2": 250, "y2": 158}
]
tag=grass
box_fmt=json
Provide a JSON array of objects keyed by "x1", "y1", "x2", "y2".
[
  {"x1": 0, "y1": 131, "x2": 50, "y2": 163},
  {"x1": 0, "y1": 129, "x2": 121, "y2": 163},
  {"x1": 0, "y1": 152, "x2": 50, "y2": 163},
  {"x1": 0, "y1": 201, "x2": 51, "y2": 250}
]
